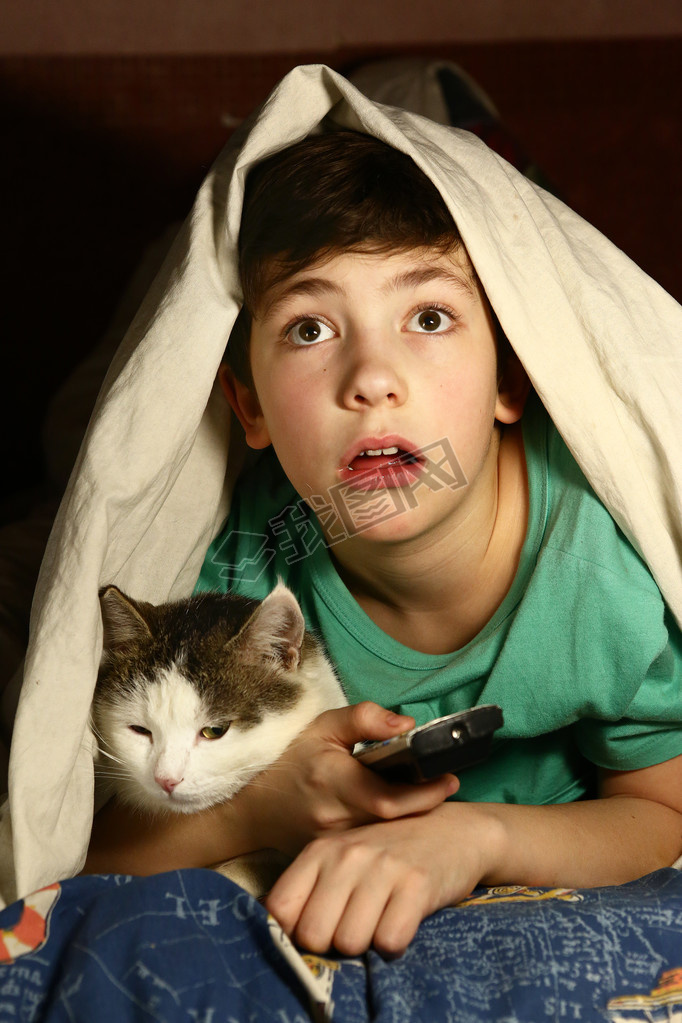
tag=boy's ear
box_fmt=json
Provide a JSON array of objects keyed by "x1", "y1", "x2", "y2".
[
  {"x1": 218, "y1": 365, "x2": 272, "y2": 449},
  {"x1": 495, "y1": 349, "x2": 530, "y2": 425}
]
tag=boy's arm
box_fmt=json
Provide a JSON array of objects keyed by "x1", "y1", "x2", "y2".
[
  {"x1": 265, "y1": 753, "x2": 682, "y2": 957},
  {"x1": 481, "y1": 755, "x2": 682, "y2": 892},
  {"x1": 84, "y1": 790, "x2": 260, "y2": 876}
]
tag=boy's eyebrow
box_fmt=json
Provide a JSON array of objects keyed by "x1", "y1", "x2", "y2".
[
  {"x1": 382, "y1": 265, "x2": 476, "y2": 296},
  {"x1": 260, "y1": 262, "x2": 476, "y2": 319},
  {"x1": 261, "y1": 278, "x2": 344, "y2": 319}
]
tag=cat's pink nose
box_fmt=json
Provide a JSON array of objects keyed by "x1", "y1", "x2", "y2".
[{"x1": 155, "y1": 774, "x2": 182, "y2": 794}]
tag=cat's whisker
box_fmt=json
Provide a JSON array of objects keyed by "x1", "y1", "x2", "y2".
[
  {"x1": 79, "y1": 732, "x2": 127, "y2": 773},
  {"x1": 89, "y1": 718, "x2": 106, "y2": 738},
  {"x1": 93, "y1": 732, "x2": 117, "y2": 754},
  {"x1": 96, "y1": 748, "x2": 126, "y2": 765},
  {"x1": 90, "y1": 722, "x2": 126, "y2": 758},
  {"x1": 94, "y1": 765, "x2": 133, "y2": 779}
]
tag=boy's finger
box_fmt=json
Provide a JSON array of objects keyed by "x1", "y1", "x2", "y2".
[
  {"x1": 316, "y1": 701, "x2": 415, "y2": 748},
  {"x1": 290, "y1": 871, "x2": 355, "y2": 953},
  {"x1": 265, "y1": 845, "x2": 328, "y2": 937},
  {"x1": 331, "y1": 881, "x2": 393, "y2": 957},
  {"x1": 360, "y1": 772, "x2": 459, "y2": 820},
  {"x1": 372, "y1": 885, "x2": 426, "y2": 959}
]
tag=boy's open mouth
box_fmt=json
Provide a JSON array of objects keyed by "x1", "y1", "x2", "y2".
[
  {"x1": 339, "y1": 438, "x2": 425, "y2": 489},
  {"x1": 349, "y1": 446, "x2": 420, "y2": 470}
]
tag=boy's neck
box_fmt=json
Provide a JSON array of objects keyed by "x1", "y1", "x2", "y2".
[{"x1": 331, "y1": 423, "x2": 528, "y2": 655}]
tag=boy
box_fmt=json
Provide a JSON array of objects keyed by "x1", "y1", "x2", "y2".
[{"x1": 86, "y1": 129, "x2": 682, "y2": 958}]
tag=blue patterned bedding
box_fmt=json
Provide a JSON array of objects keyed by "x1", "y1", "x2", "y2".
[{"x1": 1, "y1": 868, "x2": 681, "y2": 1022}]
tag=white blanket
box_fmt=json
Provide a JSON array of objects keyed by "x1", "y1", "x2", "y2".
[{"x1": 2, "y1": 63, "x2": 681, "y2": 906}]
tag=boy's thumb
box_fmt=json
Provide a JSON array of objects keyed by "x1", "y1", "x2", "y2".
[{"x1": 320, "y1": 701, "x2": 414, "y2": 749}]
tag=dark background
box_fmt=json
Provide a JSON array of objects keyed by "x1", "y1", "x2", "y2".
[{"x1": 2, "y1": 40, "x2": 681, "y2": 514}]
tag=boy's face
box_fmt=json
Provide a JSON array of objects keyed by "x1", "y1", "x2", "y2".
[{"x1": 222, "y1": 247, "x2": 526, "y2": 546}]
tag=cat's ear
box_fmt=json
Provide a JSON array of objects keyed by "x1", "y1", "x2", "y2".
[
  {"x1": 236, "y1": 583, "x2": 305, "y2": 672},
  {"x1": 99, "y1": 585, "x2": 153, "y2": 658}
]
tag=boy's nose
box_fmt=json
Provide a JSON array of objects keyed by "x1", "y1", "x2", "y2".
[{"x1": 340, "y1": 338, "x2": 408, "y2": 409}]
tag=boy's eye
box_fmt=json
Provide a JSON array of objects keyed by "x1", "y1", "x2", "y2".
[
  {"x1": 406, "y1": 308, "x2": 455, "y2": 334},
  {"x1": 286, "y1": 318, "x2": 335, "y2": 346}
]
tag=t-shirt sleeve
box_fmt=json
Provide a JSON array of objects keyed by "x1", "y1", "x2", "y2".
[{"x1": 574, "y1": 607, "x2": 682, "y2": 770}]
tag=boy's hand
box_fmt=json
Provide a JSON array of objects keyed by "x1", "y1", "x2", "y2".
[
  {"x1": 245, "y1": 701, "x2": 459, "y2": 855},
  {"x1": 265, "y1": 802, "x2": 497, "y2": 958},
  {"x1": 263, "y1": 754, "x2": 682, "y2": 958}
]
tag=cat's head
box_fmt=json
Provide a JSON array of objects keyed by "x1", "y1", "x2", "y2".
[{"x1": 92, "y1": 583, "x2": 331, "y2": 814}]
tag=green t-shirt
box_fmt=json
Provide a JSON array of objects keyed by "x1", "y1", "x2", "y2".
[{"x1": 196, "y1": 398, "x2": 682, "y2": 805}]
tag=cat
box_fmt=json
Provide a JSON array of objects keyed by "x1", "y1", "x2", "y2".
[{"x1": 92, "y1": 582, "x2": 347, "y2": 818}]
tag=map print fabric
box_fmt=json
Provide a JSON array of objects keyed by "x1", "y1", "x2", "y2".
[{"x1": 0, "y1": 868, "x2": 681, "y2": 1022}]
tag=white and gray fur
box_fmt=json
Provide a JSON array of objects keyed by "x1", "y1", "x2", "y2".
[{"x1": 92, "y1": 583, "x2": 346, "y2": 815}]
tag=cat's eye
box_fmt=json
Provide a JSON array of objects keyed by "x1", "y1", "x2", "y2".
[
  {"x1": 200, "y1": 724, "x2": 229, "y2": 741},
  {"x1": 129, "y1": 724, "x2": 152, "y2": 737}
]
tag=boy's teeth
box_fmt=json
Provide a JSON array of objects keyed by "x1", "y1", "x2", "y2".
[{"x1": 363, "y1": 446, "x2": 400, "y2": 457}]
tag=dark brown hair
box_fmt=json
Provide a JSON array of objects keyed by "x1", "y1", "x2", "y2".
[{"x1": 225, "y1": 129, "x2": 465, "y2": 384}]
